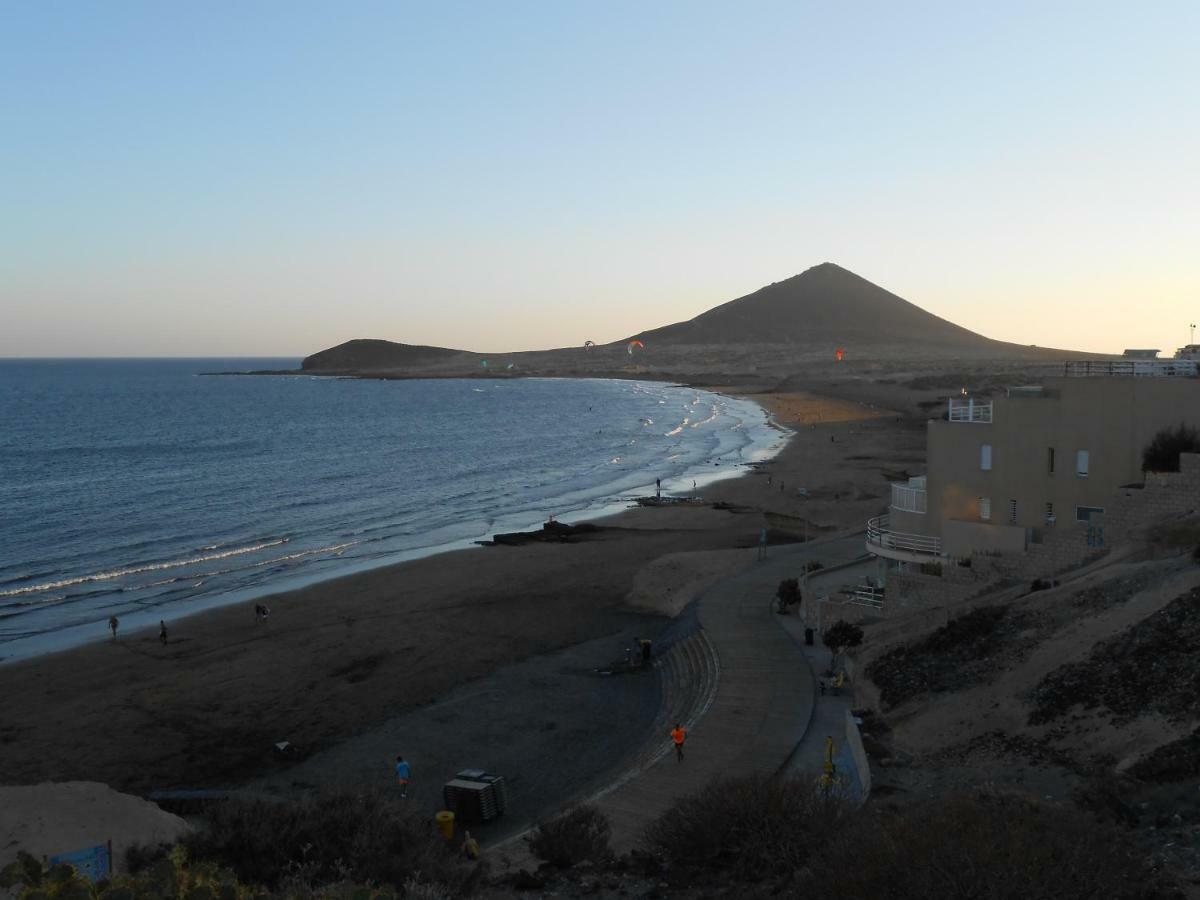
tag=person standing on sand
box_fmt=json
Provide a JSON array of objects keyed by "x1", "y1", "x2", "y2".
[
  {"x1": 395, "y1": 755, "x2": 411, "y2": 798},
  {"x1": 159, "y1": 620, "x2": 168, "y2": 645},
  {"x1": 108, "y1": 616, "x2": 119, "y2": 640},
  {"x1": 671, "y1": 723, "x2": 687, "y2": 762}
]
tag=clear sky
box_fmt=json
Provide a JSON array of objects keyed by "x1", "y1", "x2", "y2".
[{"x1": 2, "y1": 1, "x2": 1197, "y2": 357}]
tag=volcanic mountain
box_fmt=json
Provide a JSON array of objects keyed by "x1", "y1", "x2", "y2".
[
  {"x1": 627, "y1": 263, "x2": 990, "y2": 348},
  {"x1": 301, "y1": 262, "x2": 1077, "y2": 375}
]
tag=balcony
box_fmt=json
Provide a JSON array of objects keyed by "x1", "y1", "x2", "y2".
[
  {"x1": 948, "y1": 398, "x2": 992, "y2": 423},
  {"x1": 890, "y1": 476, "x2": 927, "y2": 513},
  {"x1": 866, "y1": 514, "x2": 942, "y2": 562},
  {"x1": 1064, "y1": 360, "x2": 1199, "y2": 378}
]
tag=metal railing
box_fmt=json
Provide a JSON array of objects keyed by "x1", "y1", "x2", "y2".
[
  {"x1": 1064, "y1": 360, "x2": 1199, "y2": 378},
  {"x1": 947, "y1": 399, "x2": 992, "y2": 423},
  {"x1": 847, "y1": 584, "x2": 884, "y2": 609},
  {"x1": 866, "y1": 515, "x2": 942, "y2": 556},
  {"x1": 890, "y1": 482, "x2": 927, "y2": 513}
]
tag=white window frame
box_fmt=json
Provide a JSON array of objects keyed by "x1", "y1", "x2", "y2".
[
  {"x1": 1076, "y1": 449, "x2": 1089, "y2": 477},
  {"x1": 1075, "y1": 505, "x2": 1104, "y2": 523},
  {"x1": 979, "y1": 497, "x2": 991, "y2": 520},
  {"x1": 980, "y1": 444, "x2": 993, "y2": 471}
]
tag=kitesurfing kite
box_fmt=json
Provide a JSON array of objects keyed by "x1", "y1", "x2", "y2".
[{"x1": 627, "y1": 339, "x2": 645, "y2": 356}]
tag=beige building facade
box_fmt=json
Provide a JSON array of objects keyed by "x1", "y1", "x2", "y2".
[{"x1": 868, "y1": 374, "x2": 1200, "y2": 572}]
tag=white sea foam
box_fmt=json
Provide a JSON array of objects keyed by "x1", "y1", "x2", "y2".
[{"x1": 0, "y1": 539, "x2": 290, "y2": 599}]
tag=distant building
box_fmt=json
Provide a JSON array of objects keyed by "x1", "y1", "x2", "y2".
[
  {"x1": 1122, "y1": 348, "x2": 1159, "y2": 359},
  {"x1": 864, "y1": 369, "x2": 1199, "y2": 612},
  {"x1": 1176, "y1": 344, "x2": 1200, "y2": 361}
]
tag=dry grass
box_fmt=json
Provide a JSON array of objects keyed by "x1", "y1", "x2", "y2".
[
  {"x1": 799, "y1": 792, "x2": 1176, "y2": 900},
  {"x1": 179, "y1": 789, "x2": 483, "y2": 896},
  {"x1": 525, "y1": 805, "x2": 613, "y2": 869},
  {"x1": 641, "y1": 775, "x2": 849, "y2": 882}
]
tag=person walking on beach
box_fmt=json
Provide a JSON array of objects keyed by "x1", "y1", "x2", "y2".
[
  {"x1": 108, "y1": 616, "x2": 119, "y2": 640},
  {"x1": 656, "y1": 477, "x2": 661, "y2": 499},
  {"x1": 395, "y1": 755, "x2": 411, "y2": 798},
  {"x1": 671, "y1": 723, "x2": 687, "y2": 762},
  {"x1": 159, "y1": 620, "x2": 168, "y2": 645},
  {"x1": 255, "y1": 603, "x2": 270, "y2": 624}
]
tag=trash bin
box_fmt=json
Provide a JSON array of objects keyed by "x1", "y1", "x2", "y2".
[
  {"x1": 435, "y1": 810, "x2": 455, "y2": 841},
  {"x1": 804, "y1": 628, "x2": 814, "y2": 646}
]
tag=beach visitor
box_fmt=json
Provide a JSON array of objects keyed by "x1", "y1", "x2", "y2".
[
  {"x1": 656, "y1": 477, "x2": 661, "y2": 499},
  {"x1": 255, "y1": 603, "x2": 270, "y2": 624},
  {"x1": 108, "y1": 616, "x2": 119, "y2": 640},
  {"x1": 461, "y1": 830, "x2": 480, "y2": 860},
  {"x1": 159, "y1": 620, "x2": 168, "y2": 645},
  {"x1": 395, "y1": 755, "x2": 411, "y2": 798},
  {"x1": 671, "y1": 723, "x2": 687, "y2": 762}
]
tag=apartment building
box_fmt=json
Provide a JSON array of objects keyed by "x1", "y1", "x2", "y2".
[{"x1": 868, "y1": 368, "x2": 1200, "y2": 573}]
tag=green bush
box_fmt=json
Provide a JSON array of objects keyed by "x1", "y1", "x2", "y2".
[
  {"x1": 1142, "y1": 423, "x2": 1200, "y2": 473},
  {"x1": 641, "y1": 775, "x2": 849, "y2": 882},
  {"x1": 799, "y1": 793, "x2": 1174, "y2": 899},
  {"x1": 525, "y1": 805, "x2": 612, "y2": 869},
  {"x1": 181, "y1": 790, "x2": 481, "y2": 896}
]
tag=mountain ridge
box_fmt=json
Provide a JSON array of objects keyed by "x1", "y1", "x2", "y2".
[{"x1": 301, "y1": 263, "x2": 1081, "y2": 373}]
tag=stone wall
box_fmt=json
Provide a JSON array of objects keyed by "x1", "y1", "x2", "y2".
[{"x1": 844, "y1": 708, "x2": 871, "y2": 800}]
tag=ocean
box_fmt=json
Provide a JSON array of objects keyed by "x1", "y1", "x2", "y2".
[{"x1": 0, "y1": 359, "x2": 784, "y2": 662}]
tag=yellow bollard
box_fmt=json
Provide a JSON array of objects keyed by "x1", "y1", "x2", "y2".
[{"x1": 435, "y1": 810, "x2": 455, "y2": 841}]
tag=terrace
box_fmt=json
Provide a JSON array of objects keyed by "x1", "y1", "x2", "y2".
[{"x1": 866, "y1": 514, "x2": 942, "y2": 562}]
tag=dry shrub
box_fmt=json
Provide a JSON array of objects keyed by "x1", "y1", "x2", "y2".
[
  {"x1": 183, "y1": 789, "x2": 482, "y2": 896},
  {"x1": 525, "y1": 805, "x2": 612, "y2": 869},
  {"x1": 800, "y1": 793, "x2": 1177, "y2": 900},
  {"x1": 641, "y1": 775, "x2": 849, "y2": 882}
]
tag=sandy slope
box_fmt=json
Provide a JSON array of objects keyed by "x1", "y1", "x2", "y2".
[{"x1": 0, "y1": 782, "x2": 190, "y2": 875}]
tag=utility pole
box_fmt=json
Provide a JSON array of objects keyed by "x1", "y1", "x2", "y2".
[{"x1": 1191, "y1": 322, "x2": 1196, "y2": 345}]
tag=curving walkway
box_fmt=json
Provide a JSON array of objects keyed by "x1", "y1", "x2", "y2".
[
  {"x1": 488, "y1": 534, "x2": 867, "y2": 863},
  {"x1": 590, "y1": 535, "x2": 866, "y2": 851}
]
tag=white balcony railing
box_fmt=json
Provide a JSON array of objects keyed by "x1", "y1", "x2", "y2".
[
  {"x1": 1064, "y1": 360, "x2": 1199, "y2": 378},
  {"x1": 948, "y1": 398, "x2": 992, "y2": 423},
  {"x1": 866, "y1": 515, "x2": 942, "y2": 556},
  {"x1": 890, "y1": 480, "x2": 927, "y2": 513}
]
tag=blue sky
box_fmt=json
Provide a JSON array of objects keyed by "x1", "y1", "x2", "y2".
[{"x1": 2, "y1": 1, "x2": 1197, "y2": 355}]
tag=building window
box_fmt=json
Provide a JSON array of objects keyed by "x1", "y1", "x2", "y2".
[
  {"x1": 981, "y1": 444, "x2": 993, "y2": 471},
  {"x1": 1048, "y1": 447, "x2": 1055, "y2": 474},
  {"x1": 979, "y1": 497, "x2": 991, "y2": 520},
  {"x1": 1076, "y1": 449, "x2": 1089, "y2": 477},
  {"x1": 1076, "y1": 505, "x2": 1104, "y2": 522},
  {"x1": 1045, "y1": 502, "x2": 1056, "y2": 524},
  {"x1": 1008, "y1": 499, "x2": 1018, "y2": 523}
]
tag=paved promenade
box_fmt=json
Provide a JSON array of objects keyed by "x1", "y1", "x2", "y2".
[{"x1": 592, "y1": 535, "x2": 865, "y2": 851}]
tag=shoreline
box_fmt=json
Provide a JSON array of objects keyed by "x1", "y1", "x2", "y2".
[
  {"x1": 0, "y1": 384, "x2": 919, "y2": 797},
  {"x1": 0, "y1": 379, "x2": 785, "y2": 666}
]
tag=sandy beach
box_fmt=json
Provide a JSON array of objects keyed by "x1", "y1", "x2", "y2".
[{"x1": 0, "y1": 387, "x2": 920, "y2": 801}]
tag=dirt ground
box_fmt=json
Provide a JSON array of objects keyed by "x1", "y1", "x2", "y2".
[{"x1": 858, "y1": 556, "x2": 1200, "y2": 891}]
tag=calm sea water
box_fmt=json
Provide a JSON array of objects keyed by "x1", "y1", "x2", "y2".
[{"x1": 0, "y1": 360, "x2": 784, "y2": 661}]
